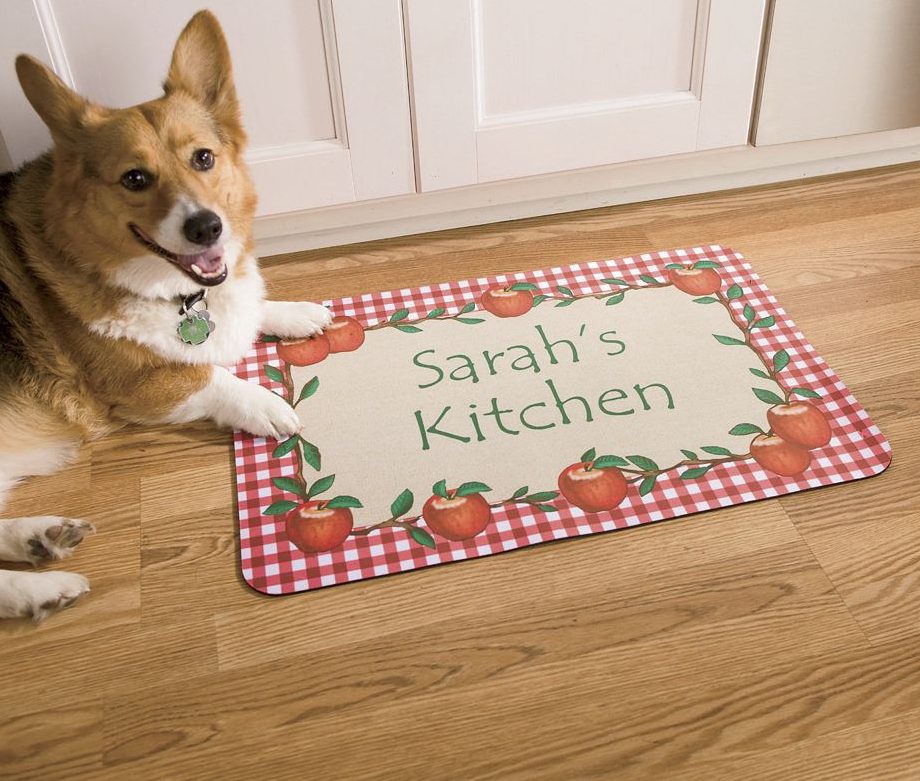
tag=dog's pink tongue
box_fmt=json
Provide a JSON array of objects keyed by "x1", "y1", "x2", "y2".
[{"x1": 177, "y1": 246, "x2": 223, "y2": 273}]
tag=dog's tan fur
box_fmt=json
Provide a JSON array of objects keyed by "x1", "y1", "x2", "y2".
[{"x1": 0, "y1": 11, "x2": 330, "y2": 620}]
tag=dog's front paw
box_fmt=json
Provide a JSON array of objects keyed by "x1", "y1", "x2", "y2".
[
  {"x1": 241, "y1": 385, "x2": 302, "y2": 440},
  {"x1": 263, "y1": 301, "x2": 333, "y2": 339}
]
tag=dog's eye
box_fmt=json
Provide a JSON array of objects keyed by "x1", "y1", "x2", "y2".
[
  {"x1": 191, "y1": 148, "x2": 215, "y2": 171},
  {"x1": 120, "y1": 169, "x2": 151, "y2": 192}
]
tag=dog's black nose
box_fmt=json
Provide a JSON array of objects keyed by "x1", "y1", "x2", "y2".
[{"x1": 183, "y1": 210, "x2": 222, "y2": 246}]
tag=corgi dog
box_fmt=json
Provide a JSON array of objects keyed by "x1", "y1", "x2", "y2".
[{"x1": 0, "y1": 11, "x2": 331, "y2": 620}]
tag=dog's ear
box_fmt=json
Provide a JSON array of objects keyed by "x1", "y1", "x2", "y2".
[
  {"x1": 164, "y1": 11, "x2": 245, "y2": 146},
  {"x1": 16, "y1": 55, "x2": 88, "y2": 143}
]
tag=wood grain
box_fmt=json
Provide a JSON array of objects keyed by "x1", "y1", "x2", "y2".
[{"x1": 2, "y1": 162, "x2": 919, "y2": 780}]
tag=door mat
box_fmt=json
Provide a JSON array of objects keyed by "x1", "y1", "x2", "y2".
[{"x1": 232, "y1": 245, "x2": 891, "y2": 595}]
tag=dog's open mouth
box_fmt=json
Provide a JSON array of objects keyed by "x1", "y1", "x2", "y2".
[{"x1": 129, "y1": 223, "x2": 228, "y2": 287}]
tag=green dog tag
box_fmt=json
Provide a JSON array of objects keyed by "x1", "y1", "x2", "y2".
[{"x1": 177, "y1": 312, "x2": 215, "y2": 345}]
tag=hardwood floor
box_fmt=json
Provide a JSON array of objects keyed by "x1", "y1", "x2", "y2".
[{"x1": 2, "y1": 163, "x2": 919, "y2": 780}]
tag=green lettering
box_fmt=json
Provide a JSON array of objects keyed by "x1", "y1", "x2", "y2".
[
  {"x1": 535, "y1": 324, "x2": 579, "y2": 365},
  {"x1": 597, "y1": 387, "x2": 635, "y2": 416},
  {"x1": 634, "y1": 382, "x2": 675, "y2": 411},
  {"x1": 412, "y1": 349, "x2": 443, "y2": 389},
  {"x1": 414, "y1": 406, "x2": 471, "y2": 451},
  {"x1": 545, "y1": 378, "x2": 592, "y2": 424}
]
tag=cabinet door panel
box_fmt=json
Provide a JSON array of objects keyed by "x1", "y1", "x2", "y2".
[
  {"x1": 0, "y1": 0, "x2": 414, "y2": 215},
  {"x1": 406, "y1": 0, "x2": 767, "y2": 190},
  {"x1": 756, "y1": 0, "x2": 920, "y2": 145}
]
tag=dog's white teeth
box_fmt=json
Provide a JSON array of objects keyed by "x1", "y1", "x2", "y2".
[{"x1": 191, "y1": 264, "x2": 203, "y2": 275}]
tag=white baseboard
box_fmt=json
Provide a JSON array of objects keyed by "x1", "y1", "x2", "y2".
[{"x1": 253, "y1": 126, "x2": 920, "y2": 256}]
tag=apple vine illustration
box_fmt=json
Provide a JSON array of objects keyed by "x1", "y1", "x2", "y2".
[{"x1": 257, "y1": 255, "x2": 835, "y2": 556}]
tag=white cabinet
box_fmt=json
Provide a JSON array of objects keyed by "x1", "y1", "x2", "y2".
[
  {"x1": 405, "y1": 0, "x2": 767, "y2": 190},
  {"x1": 755, "y1": 0, "x2": 920, "y2": 145},
  {"x1": 0, "y1": 0, "x2": 414, "y2": 216}
]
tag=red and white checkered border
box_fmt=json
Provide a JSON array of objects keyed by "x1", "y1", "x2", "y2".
[{"x1": 232, "y1": 245, "x2": 892, "y2": 595}]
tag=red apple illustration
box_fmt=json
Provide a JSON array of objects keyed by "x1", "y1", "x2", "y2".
[
  {"x1": 558, "y1": 462, "x2": 628, "y2": 513},
  {"x1": 422, "y1": 491, "x2": 492, "y2": 541},
  {"x1": 276, "y1": 333, "x2": 331, "y2": 366},
  {"x1": 767, "y1": 402, "x2": 832, "y2": 449},
  {"x1": 325, "y1": 316, "x2": 365, "y2": 353},
  {"x1": 750, "y1": 434, "x2": 811, "y2": 477},
  {"x1": 285, "y1": 501, "x2": 354, "y2": 553},
  {"x1": 480, "y1": 287, "x2": 533, "y2": 317},
  {"x1": 667, "y1": 267, "x2": 722, "y2": 296}
]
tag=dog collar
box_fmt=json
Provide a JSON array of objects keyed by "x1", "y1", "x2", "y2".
[{"x1": 177, "y1": 289, "x2": 215, "y2": 345}]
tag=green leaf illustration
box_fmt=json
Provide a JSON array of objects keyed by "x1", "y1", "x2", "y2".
[
  {"x1": 532, "y1": 295, "x2": 550, "y2": 306},
  {"x1": 581, "y1": 447, "x2": 597, "y2": 463},
  {"x1": 456, "y1": 481, "x2": 491, "y2": 496},
  {"x1": 773, "y1": 350, "x2": 790, "y2": 373},
  {"x1": 639, "y1": 275, "x2": 659, "y2": 284},
  {"x1": 664, "y1": 263, "x2": 685, "y2": 270},
  {"x1": 751, "y1": 316, "x2": 775, "y2": 329},
  {"x1": 638, "y1": 475, "x2": 657, "y2": 496},
  {"x1": 509, "y1": 282, "x2": 539, "y2": 292},
  {"x1": 262, "y1": 334, "x2": 280, "y2": 343},
  {"x1": 511, "y1": 486, "x2": 529, "y2": 500},
  {"x1": 680, "y1": 466, "x2": 713, "y2": 479},
  {"x1": 307, "y1": 474, "x2": 335, "y2": 499},
  {"x1": 749, "y1": 368, "x2": 772, "y2": 380},
  {"x1": 680, "y1": 449, "x2": 698, "y2": 460},
  {"x1": 263, "y1": 365, "x2": 285, "y2": 383},
  {"x1": 301, "y1": 439, "x2": 321, "y2": 471},
  {"x1": 743, "y1": 304, "x2": 755, "y2": 323},
  {"x1": 432, "y1": 479, "x2": 449, "y2": 499},
  {"x1": 692, "y1": 260, "x2": 721, "y2": 269},
  {"x1": 390, "y1": 488, "x2": 414, "y2": 518},
  {"x1": 389, "y1": 308, "x2": 410, "y2": 322},
  {"x1": 601, "y1": 278, "x2": 630, "y2": 286},
  {"x1": 693, "y1": 297, "x2": 719, "y2": 304},
  {"x1": 557, "y1": 285, "x2": 575, "y2": 297},
  {"x1": 272, "y1": 436, "x2": 300, "y2": 458},
  {"x1": 526, "y1": 491, "x2": 559, "y2": 503},
  {"x1": 272, "y1": 476, "x2": 307, "y2": 498},
  {"x1": 395, "y1": 324, "x2": 423, "y2": 333},
  {"x1": 264, "y1": 500, "x2": 298, "y2": 516},
  {"x1": 729, "y1": 423, "x2": 765, "y2": 436},
  {"x1": 455, "y1": 317, "x2": 486, "y2": 324},
  {"x1": 554, "y1": 299, "x2": 576, "y2": 308},
  {"x1": 792, "y1": 388, "x2": 821, "y2": 398},
  {"x1": 627, "y1": 455, "x2": 659, "y2": 472},
  {"x1": 594, "y1": 455, "x2": 630, "y2": 469},
  {"x1": 726, "y1": 284, "x2": 743, "y2": 300},
  {"x1": 460, "y1": 302, "x2": 476, "y2": 314},
  {"x1": 701, "y1": 446, "x2": 733, "y2": 456},
  {"x1": 753, "y1": 388, "x2": 785, "y2": 405},
  {"x1": 714, "y1": 334, "x2": 746, "y2": 346},
  {"x1": 326, "y1": 495, "x2": 363, "y2": 509},
  {"x1": 605, "y1": 292, "x2": 625, "y2": 306},
  {"x1": 535, "y1": 504, "x2": 558, "y2": 513},
  {"x1": 426, "y1": 307, "x2": 446, "y2": 319},
  {"x1": 408, "y1": 525, "x2": 437, "y2": 549},
  {"x1": 297, "y1": 376, "x2": 319, "y2": 403}
]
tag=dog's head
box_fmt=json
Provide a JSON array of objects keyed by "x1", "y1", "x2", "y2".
[{"x1": 16, "y1": 11, "x2": 256, "y2": 298}]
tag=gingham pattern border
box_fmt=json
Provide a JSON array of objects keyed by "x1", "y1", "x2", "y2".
[{"x1": 232, "y1": 245, "x2": 892, "y2": 595}]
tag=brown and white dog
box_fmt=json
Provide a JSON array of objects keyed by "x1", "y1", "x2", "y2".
[{"x1": 0, "y1": 11, "x2": 330, "y2": 620}]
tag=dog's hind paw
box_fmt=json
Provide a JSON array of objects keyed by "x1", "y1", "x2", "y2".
[
  {"x1": 0, "y1": 570, "x2": 91, "y2": 621},
  {"x1": 0, "y1": 517, "x2": 95, "y2": 565}
]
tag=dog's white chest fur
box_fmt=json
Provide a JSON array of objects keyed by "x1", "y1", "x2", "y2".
[{"x1": 90, "y1": 256, "x2": 266, "y2": 366}]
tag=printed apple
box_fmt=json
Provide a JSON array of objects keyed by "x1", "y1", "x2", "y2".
[
  {"x1": 285, "y1": 501, "x2": 354, "y2": 553},
  {"x1": 750, "y1": 434, "x2": 811, "y2": 477},
  {"x1": 667, "y1": 266, "x2": 722, "y2": 296},
  {"x1": 422, "y1": 491, "x2": 492, "y2": 541},
  {"x1": 767, "y1": 402, "x2": 832, "y2": 449},
  {"x1": 276, "y1": 333, "x2": 331, "y2": 366},
  {"x1": 558, "y1": 462, "x2": 628, "y2": 513},
  {"x1": 325, "y1": 316, "x2": 365, "y2": 353},
  {"x1": 480, "y1": 287, "x2": 533, "y2": 317}
]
